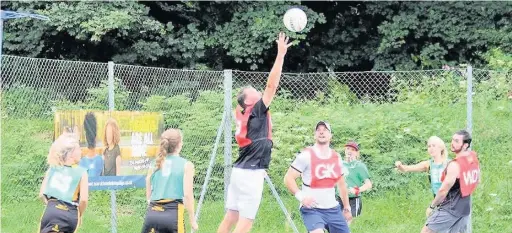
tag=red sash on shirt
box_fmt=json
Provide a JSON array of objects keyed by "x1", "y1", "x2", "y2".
[
  {"x1": 234, "y1": 104, "x2": 272, "y2": 148},
  {"x1": 304, "y1": 147, "x2": 342, "y2": 189}
]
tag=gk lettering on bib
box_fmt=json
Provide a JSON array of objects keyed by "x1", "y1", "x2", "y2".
[{"x1": 305, "y1": 147, "x2": 342, "y2": 188}]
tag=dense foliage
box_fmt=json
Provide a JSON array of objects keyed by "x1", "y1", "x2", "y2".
[{"x1": 3, "y1": 1, "x2": 512, "y2": 71}]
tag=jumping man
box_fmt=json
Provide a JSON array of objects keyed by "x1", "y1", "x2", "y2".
[{"x1": 216, "y1": 32, "x2": 292, "y2": 233}]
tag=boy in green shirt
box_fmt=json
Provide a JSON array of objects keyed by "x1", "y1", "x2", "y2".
[{"x1": 335, "y1": 140, "x2": 372, "y2": 222}]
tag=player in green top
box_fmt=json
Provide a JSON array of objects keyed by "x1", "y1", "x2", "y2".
[
  {"x1": 141, "y1": 129, "x2": 198, "y2": 233},
  {"x1": 335, "y1": 140, "x2": 372, "y2": 223},
  {"x1": 394, "y1": 136, "x2": 450, "y2": 197},
  {"x1": 38, "y1": 132, "x2": 89, "y2": 233}
]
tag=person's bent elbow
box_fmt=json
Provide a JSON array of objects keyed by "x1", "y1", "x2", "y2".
[
  {"x1": 367, "y1": 180, "x2": 373, "y2": 190},
  {"x1": 283, "y1": 172, "x2": 292, "y2": 187}
]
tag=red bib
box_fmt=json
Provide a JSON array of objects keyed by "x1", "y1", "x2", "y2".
[
  {"x1": 234, "y1": 104, "x2": 272, "y2": 148},
  {"x1": 305, "y1": 147, "x2": 342, "y2": 189},
  {"x1": 442, "y1": 151, "x2": 480, "y2": 197}
]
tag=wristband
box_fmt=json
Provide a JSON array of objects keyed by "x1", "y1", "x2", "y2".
[
  {"x1": 429, "y1": 204, "x2": 436, "y2": 209},
  {"x1": 294, "y1": 191, "x2": 305, "y2": 202},
  {"x1": 354, "y1": 186, "x2": 360, "y2": 196}
]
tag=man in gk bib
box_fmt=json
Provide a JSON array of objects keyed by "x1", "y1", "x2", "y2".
[{"x1": 284, "y1": 121, "x2": 352, "y2": 233}]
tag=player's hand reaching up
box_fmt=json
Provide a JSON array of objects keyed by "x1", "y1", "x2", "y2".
[{"x1": 276, "y1": 32, "x2": 293, "y2": 57}]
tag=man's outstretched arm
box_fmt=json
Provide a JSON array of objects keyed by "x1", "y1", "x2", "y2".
[
  {"x1": 431, "y1": 162, "x2": 459, "y2": 207},
  {"x1": 262, "y1": 32, "x2": 292, "y2": 107}
]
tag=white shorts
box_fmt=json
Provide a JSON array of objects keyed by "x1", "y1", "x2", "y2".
[{"x1": 225, "y1": 167, "x2": 266, "y2": 220}]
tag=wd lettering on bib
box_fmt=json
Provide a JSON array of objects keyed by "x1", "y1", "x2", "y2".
[
  {"x1": 306, "y1": 147, "x2": 342, "y2": 188},
  {"x1": 462, "y1": 169, "x2": 480, "y2": 186},
  {"x1": 442, "y1": 151, "x2": 480, "y2": 197}
]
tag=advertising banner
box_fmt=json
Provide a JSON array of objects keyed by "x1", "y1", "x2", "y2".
[{"x1": 54, "y1": 110, "x2": 164, "y2": 190}]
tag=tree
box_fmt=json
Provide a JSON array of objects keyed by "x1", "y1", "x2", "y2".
[
  {"x1": 371, "y1": 1, "x2": 512, "y2": 70},
  {"x1": 3, "y1": 1, "x2": 512, "y2": 71}
]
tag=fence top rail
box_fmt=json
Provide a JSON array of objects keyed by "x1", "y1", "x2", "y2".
[
  {"x1": 114, "y1": 63, "x2": 225, "y2": 74},
  {"x1": 233, "y1": 68, "x2": 467, "y2": 76},
  {"x1": 2, "y1": 55, "x2": 107, "y2": 66},
  {"x1": 2, "y1": 55, "x2": 493, "y2": 75}
]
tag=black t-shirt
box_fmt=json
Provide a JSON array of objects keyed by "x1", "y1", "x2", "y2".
[
  {"x1": 441, "y1": 178, "x2": 471, "y2": 217},
  {"x1": 234, "y1": 99, "x2": 273, "y2": 169}
]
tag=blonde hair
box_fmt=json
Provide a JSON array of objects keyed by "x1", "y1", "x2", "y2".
[
  {"x1": 47, "y1": 133, "x2": 80, "y2": 166},
  {"x1": 103, "y1": 118, "x2": 121, "y2": 147},
  {"x1": 427, "y1": 136, "x2": 448, "y2": 160},
  {"x1": 155, "y1": 129, "x2": 183, "y2": 170}
]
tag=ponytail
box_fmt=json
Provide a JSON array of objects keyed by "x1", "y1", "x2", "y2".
[
  {"x1": 155, "y1": 138, "x2": 169, "y2": 170},
  {"x1": 154, "y1": 129, "x2": 183, "y2": 171}
]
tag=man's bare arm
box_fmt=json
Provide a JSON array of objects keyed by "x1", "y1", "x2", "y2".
[
  {"x1": 284, "y1": 167, "x2": 302, "y2": 197},
  {"x1": 431, "y1": 162, "x2": 459, "y2": 207},
  {"x1": 262, "y1": 32, "x2": 292, "y2": 107},
  {"x1": 336, "y1": 176, "x2": 351, "y2": 212}
]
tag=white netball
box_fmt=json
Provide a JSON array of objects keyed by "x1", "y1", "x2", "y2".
[{"x1": 283, "y1": 8, "x2": 308, "y2": 32}]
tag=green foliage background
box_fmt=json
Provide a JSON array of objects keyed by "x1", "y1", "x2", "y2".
[{"x1": 3, "y1": 1, "x2": 512, "y2": 72}]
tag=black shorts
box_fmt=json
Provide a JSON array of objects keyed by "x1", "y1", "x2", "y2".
[
  {"x1": 141, "y1": 200, "x2": 185, "y2": 233},
  {"x1": 39, "y1": 199, "x2": 79, "y2": 233},
  {"x1": 336, "y1": 195, "x2": 363, "y2": 217}
]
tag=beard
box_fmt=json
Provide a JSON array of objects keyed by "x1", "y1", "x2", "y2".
[{"x1": 451, "y1": 145, "x2": 464, "y2": 154}]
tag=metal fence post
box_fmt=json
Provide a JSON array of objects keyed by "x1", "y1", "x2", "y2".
[
  {"x1": 107, "y1": 61, "x2": 117, "y2": 233},
  {"x1": 265, "y1": 175, "x2": 300, "y2": 233},
  {"x1": 466, "y1": 64, "x2": 473, "y2": 233},
  {"x1": 192, "y1": 111, "x2": 227, "y2": 233},
  {"x1": 466, "y1": 65, "x2": 473, "y2": 137},
  {"x1": 223, "y1": 70, "x2": 233, "y2": 205}
]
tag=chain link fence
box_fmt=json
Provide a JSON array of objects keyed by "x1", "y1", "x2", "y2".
[
  {"x1": 2, "y1": 55, "x2": 511, "y2": 233},
  {"x1": 469, "y1": 69, "x2": 512, "y2": 233},
  {"x1": 112, "y1": 64, "x2": 226, "y2": 233},
  {"x1": 232, "y1": 68, "x2": 472, "y2": 233}
]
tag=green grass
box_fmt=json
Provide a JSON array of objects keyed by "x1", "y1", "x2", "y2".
[
  {"x1": 0, "y1": 188, "x2": 428, "y2": 233},
  {"x1": 3, "y1": 179, "x2": 511, "y2": 233}
]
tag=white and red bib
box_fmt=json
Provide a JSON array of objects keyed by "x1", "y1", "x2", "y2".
[{"x1": 304, "y1": 147, "x2": 343, "y2": 189}]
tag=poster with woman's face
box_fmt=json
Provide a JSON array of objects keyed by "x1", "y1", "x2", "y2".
[{"x1": 54, "y1": 110, "x2": 165, "y2": 190}]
